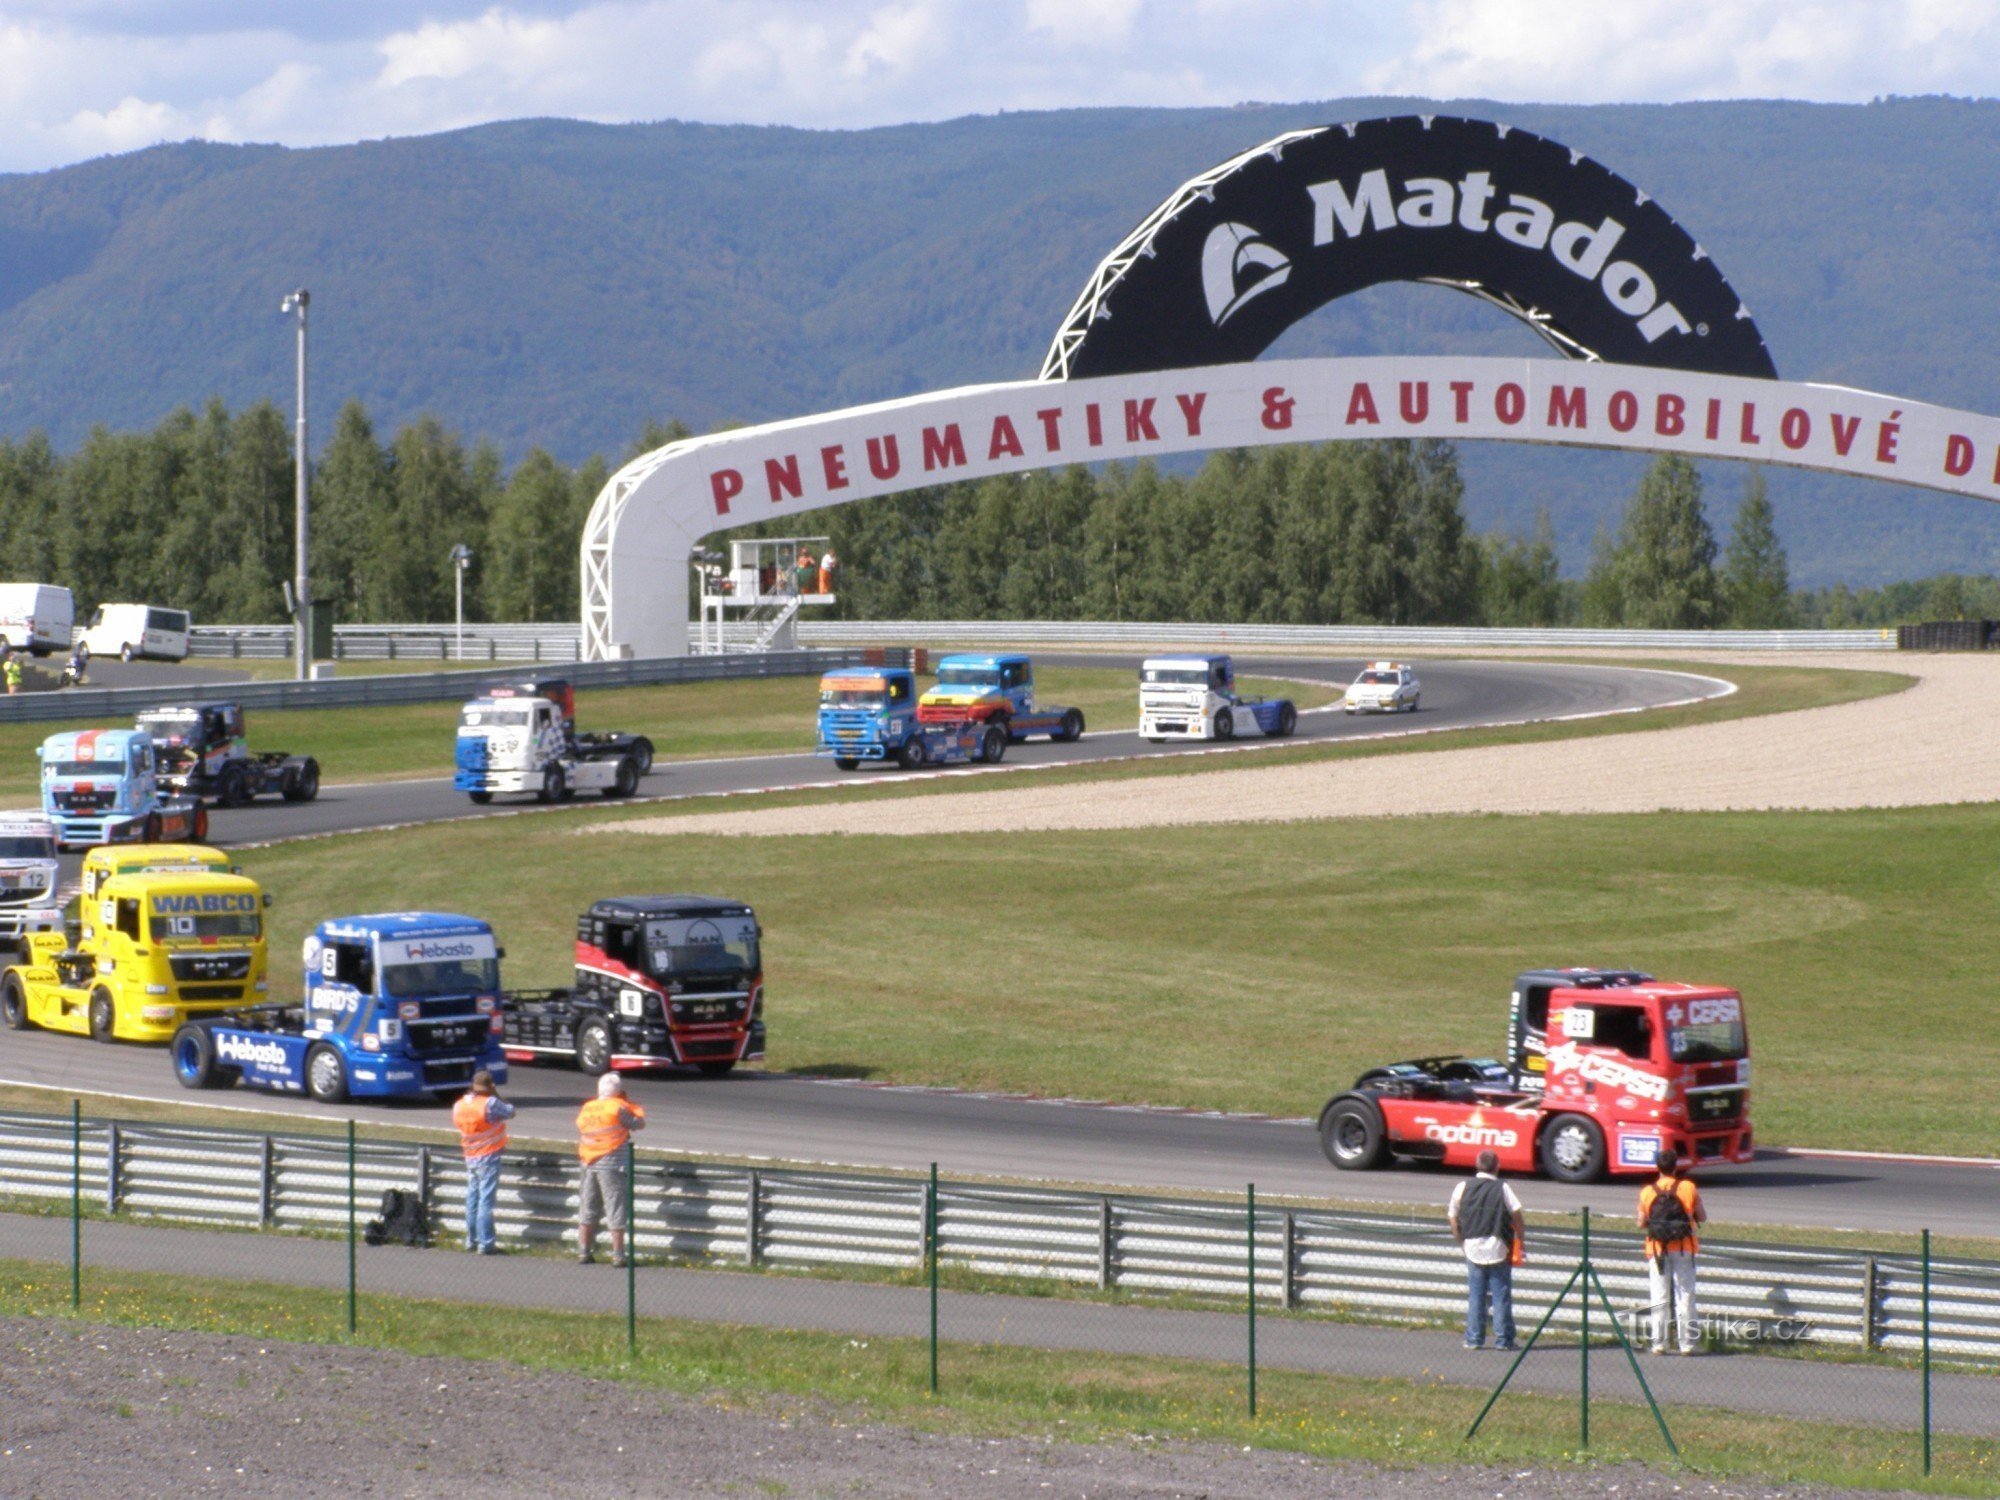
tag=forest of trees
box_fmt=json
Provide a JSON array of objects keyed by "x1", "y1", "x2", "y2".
[{"x1": 2, "y1": 396, "x2": 1992, "y2": 633}]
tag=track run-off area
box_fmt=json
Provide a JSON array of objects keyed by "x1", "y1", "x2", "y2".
[{"x1": 10, "y1": 649, "x2": 1997, "y2": 1240}]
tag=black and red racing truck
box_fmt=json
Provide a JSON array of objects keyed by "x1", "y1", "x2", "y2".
[
  {"x1": 1318, "y1": 968, "x2": 1752, "y2": 1183},
  {"x1": 500, "y1": 896, "x2": 765, "y2": 1077},
  {"x1": 137, "y1": 702, "x2": 321, "y2": 806}
]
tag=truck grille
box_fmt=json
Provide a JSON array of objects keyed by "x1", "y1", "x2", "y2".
[
  {"x1": 178, "y1": 985, "x2": 245, "y2": 1002},
  {"x1": 55, "y1": 789, "x2": 115, "y2": 812},
  {"x1": 170, "y1": 953, "x2": 252, "y2": 982},
  {"x1": 409, "y1": 1019, "x2": 486, "y2": 1053},
  {"x1": 1688, "y1": 1088, "x2": 1745, "y2": 1125}
]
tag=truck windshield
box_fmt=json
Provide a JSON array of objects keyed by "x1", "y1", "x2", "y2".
[
  {"x1": 381, "y1": 957, "x2": 501, "y2": 998},
  {"x1": 933, "y1": 665, "x2": 999, "y2": 687},
  {"x1": 645, "y1": 915, "x2": 758, "y2": 978},
  {"x1": 461, "y1": 707, "x2": 531, "y2": 727},
  {"x1": 1669, "y1": 1003, "x2": 1747, "y2": 1062},
  {"x1": 1357, "y1": 670, "x2": 1399, "y2": 685},
  {"x1": 1141, "y1": 666, "x2": 1208, "y2": 685},
  {"x1": 819, "y1": 688, "x2": 885, "y2": 709},
  {"x1": 138, "y1": 713, "x2": 199, "y2": 737},
  {"x1": 0, "y1": 836, "x2": 53, "y2": 858},
  {"x1": 43, "y1": 760, "x2": 120, "y2": 777},
  {"x1": 150, "y1": 912, "x2": 260, "y2": 943}
]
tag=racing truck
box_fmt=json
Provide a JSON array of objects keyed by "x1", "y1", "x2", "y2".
[
  {"x1": 136, "y1": 702, "x2": 321, "y2": 806},
  {"x1": 0, "y1": 816, "x2": 62, "y2": 960},
  {"x1": 500, "y1": 895, "x2": 766, "y2": 1076},
  {"x1": 170, "y1": 912, "x2": 510, "y2": 1103},
  {"x1": 816, "y1": 665, "x2": 1010, "y2": 770},
  {"x1": 453, "y1": 679, "x2": 654, "y2": 804},
  {"x1": 0, "y1": 860, "x2": 268, "y2": 1042},
  {"x1": 39, "y1": 727, "x2": 209, "y2": 849},
  {"x1": 1138, "y1": 654, "x2": 1298, "y2": 741},
  {"x1": 1317, "y1": 970, "x2": 1752, "y2": 1183},
  {"x1": 916, "y1": 653, "x2": 1085, "y2": 743}
]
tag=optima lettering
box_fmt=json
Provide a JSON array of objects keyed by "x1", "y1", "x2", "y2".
[{"x1": 1423, "y1": 1122, "x2": 1519, "y2": 1149}]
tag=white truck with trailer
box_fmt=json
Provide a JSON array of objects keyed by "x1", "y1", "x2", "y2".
[
  {"x1": 453, "y1": 679, "x2": 654, "y2": 805},
  {"x1": 1138, "y1": 654, "x2": 1298, "y2": 741}
]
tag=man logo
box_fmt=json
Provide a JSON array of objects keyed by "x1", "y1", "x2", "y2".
[{"x1": 1201, "y1": 221, "x2": 1291, "y2": 327}]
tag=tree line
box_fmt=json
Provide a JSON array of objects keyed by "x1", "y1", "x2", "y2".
[{"x1": 2, "y1": 394, "x2": 1985, "y2": 632}]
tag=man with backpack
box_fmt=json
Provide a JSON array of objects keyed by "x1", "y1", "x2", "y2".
[
  {"x1": 1638, "y1": 1147, "x2": 1708, "y2": 1354},
  {"x1": 1448, "y1": 1149, "x2": 1525, "y2": 1351}
]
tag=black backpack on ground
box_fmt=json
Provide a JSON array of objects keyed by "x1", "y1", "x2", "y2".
[
  {"x1": 1644, "y1": 1179, "x2": 1693, "y2": 1246},
  {"x1": 363, "y1": 1188, "x2": 432, "y2": 1248}
]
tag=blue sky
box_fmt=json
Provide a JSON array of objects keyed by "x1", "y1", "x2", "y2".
[{"x1": 2, "y1": 1, "x2": 1996, "y2": 173}]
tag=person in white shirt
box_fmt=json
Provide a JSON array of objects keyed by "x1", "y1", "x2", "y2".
[{"x1": 1448, "y1": 1150, "x2": 1525, "y2": 1350}]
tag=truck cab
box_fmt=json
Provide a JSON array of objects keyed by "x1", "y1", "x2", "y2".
[
  {"x1": 816, "y1": 665, "x2": 1009, "y2": 771},
  {"x1": 0, "y1": 816, "x2": 62, "y2": 958},
  {"x1": 39, "y1": 727, "x2": 207, "y2": 849},
  {"x1": 454, "y1": 680, "x2": 650, "y2": 805},
  {"x1": 1138, "y1": 654, "x2": 1297, "y2": 741},
  {"x1": 917, "y1": 654, "x2": 1085, "y2": 742},
  {"x1": 137, "y1": 702, "x2": 321, "y2": 806},
  {"x1": 502, "y1": 895, "x2": 766, "y2": 1076},
  {"x1": 171, "y1": 913, "x2": 510, "y2": 1102},
  {"x1": 0, "y1": 865, "x2": 268, "y2": 1042}
]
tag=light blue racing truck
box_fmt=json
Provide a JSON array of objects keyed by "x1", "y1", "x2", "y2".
[
  {"x1": 815, "y1": 665, "x2": 1010, "y2": 771},
  {"x1": 39, "y1": 728, "x2": 209, "y2": 850},
  {"x1": 916, "y1": 653, "x2": 1085, "y2": 742},
  {"x1": 169, "y1": 912, "x2": 510, "y2": 1104}
]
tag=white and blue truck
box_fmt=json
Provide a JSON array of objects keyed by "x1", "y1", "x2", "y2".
[
  {"x1": 1137, "y1": 654, "x2": 1298, "y2": 741},
  {"x1": 169, "y1": 912, "x2": 510, "y2": 1103}
]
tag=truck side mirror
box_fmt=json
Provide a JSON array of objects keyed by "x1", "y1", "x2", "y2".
[
  {"x1": 263, "y1": 893, "x2": 274, "y2": 908},
  {"x1": 495, "y1": 945, "x2": 506, "y2": 960}
]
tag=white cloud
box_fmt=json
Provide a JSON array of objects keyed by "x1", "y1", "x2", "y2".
[{"x1": 1024, "y1": 0, "x2": 1143, "y2": 49}]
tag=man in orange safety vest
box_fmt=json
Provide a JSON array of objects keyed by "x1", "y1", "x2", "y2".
[
  {"x1": 576, "y1": 1072, "x2": 647, "y2": 1267},
  {"x1": 452, "y1": 1070, "x2": 516, "y2": 1255}
]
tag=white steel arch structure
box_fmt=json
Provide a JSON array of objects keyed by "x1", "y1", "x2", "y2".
[{"x1": 579, "y1": 353, "x2": 2000, "y2": 660}]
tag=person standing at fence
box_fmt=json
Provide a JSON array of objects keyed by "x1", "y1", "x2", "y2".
[
  {"x1": 1638, "y1": 1147, "x2": 1707, "y2": 1354},
  {"x1": 3, "y1": 652, "x2": 20, "y2": 694},
  {"x1": 1448, "y1": 1149, "x2": 1524, "y2": 1351},
  {"x1": 576, "y1": 1073, "x2": 646, "y2": 1267},
  {"x1": 816, "y1": 546, "x2": 837, "y2": 595},
  {"x1": 452, "y1": 1070, "x2": 515, "y2": 1255}
]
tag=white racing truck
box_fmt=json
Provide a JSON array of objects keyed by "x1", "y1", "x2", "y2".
[
  {"x1": 453, "y1": 679, "x2": 654, "y2": 805},
  {"x1": 0, "y1": 816, "x2": 62, "y2": 960},
  {"x1": 1138, "y1": 654, "x2": 1298, "y2": 741}
]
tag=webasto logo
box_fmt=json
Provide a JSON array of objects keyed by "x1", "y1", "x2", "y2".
[
  {"x1": 407, "y1": 940, "x2": 477, "y2": 961},
  {"x1": 216, "y1": 1034, "x2": 288, "y2": 1068},
  {"x1": 1305, "y1": 168, "x2": 1694, "y2": 345}
]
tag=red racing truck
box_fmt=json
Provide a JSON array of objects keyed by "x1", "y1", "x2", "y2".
[{"x1": 1318, "y1": 968, "x2": 1752, "y2": 1182}]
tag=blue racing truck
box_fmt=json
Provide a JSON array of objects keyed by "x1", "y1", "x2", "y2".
[
  {"x1": 916, "y1": 653, "x2": 1086, "y2": 743},
  {"x1": 816, "y1": 665, "x2": 1011, "y2": 771},
  {"x1": 169, "y1": 912, "x2": 509, "y2": 1103},
  {"x1": 39, "y1": 727, "x2": 209, "y2": 850}
]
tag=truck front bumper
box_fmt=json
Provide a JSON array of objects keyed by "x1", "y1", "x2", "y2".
[
  {"x1": 347, "y1": 1051, "x2": 509, "y2": 1096},
  {"x1": 1139, "y1": 712, "x2": 1209, "y2": 739},
  {"x1": 454, "y1": 770, "x2": 535, "y2": 793},
  {"x1": 51, "y1": 813, "x2": 146, "y2": 849},
  {"x1": 815, "y1": 742, "x2": 889, "y2": 761}
]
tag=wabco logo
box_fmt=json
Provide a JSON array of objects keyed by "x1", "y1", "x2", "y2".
[
  {"x1": 1201, "y1": 222, "x2": 1292, "y2": 327},
  {"x1": 215, "y1": 1035, "x2": 288, "y2": 1068},
  {"x1": 406, "y1": 940, "x2": 476, "y2": 961},
  {"x1": 151, "y1": 893, "x2": 256, "y2": 914},
  {"x1": 1307, "y1": 169, "x2": 1693, "y2": 345},
  {"x1": 1422, "y1": 1122, "x2": 1519, "y2": 1149}
]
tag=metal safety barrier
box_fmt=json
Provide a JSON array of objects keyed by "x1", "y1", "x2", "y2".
[
  {"x1": 794, "y1": 621, "x2": 1897, "y2": 652},
  {"x1": 191, "y1": 624, "x2": 585, "y2": 663},
  {"x1": 2, "y1": 1109, "x2": 1992, "y2": 1360}
]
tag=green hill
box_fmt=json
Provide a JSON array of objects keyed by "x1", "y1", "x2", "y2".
[{"x1": 4, "y1": 97, "x2": 2000, "y2": 585}]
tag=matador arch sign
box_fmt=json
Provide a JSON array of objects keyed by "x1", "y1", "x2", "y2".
[{"x1": 580, "y1": 116, "x2": 1998, "y2": 660}]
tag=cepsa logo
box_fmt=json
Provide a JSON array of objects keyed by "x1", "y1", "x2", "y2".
[
  {"x1": 1547, "y1": 1042, "x2": 1670, "y2": 1102},
  {"x1": 1686, "y1": 996, "x2": 1741, "y2": 1026},
  {"x1": 150, "y1": 893, "x2": 256, "y2": 914}
]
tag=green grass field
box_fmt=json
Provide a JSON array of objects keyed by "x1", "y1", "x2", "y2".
[
  {"x1": 6, "y1": 1261, "x2": 1989, "y2": 1492},
  {"x1": 0, "y1": 667, "x2": 1328, "y2": 803}
]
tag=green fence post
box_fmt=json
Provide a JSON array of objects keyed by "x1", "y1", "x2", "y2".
[
  {"x1": 626, "y1": 1143, "x2": 637, "y2": 1357},
  {"x1": 1579, "y1": 1206, "x2": 1590, "y2": 1450},
  {"x1": 346, "y1": 1118, "x2": 357, "y2": 1335},
  {"x1": 1922, "y1": 1227, "x2": 1932, "y2": 1477},
  {"x1": 928, "y1": 1162, "x2": 939, "y2": 1395},
  {"x1": 70, "y1": 1098, "x2": 81, "y2": 1310},
  {"x1": 1247, "y1": 1182, "x2": 1257, "y2": 1418}
]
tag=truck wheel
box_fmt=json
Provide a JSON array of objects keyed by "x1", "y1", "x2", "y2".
[
  {"x1": 896, "y1": 737, "x2": 927, "y2": 771},
  {"x1": 1214, "y1": 708, "x2": 1235, "y2": 741},
  {"x1": 191, "y1": 806, "x2": 209, "y2": 842},
  {"x1": 538, "y1": 765, "x2": 567, "y2": 803},
  {"x1": 1275, "y1": 702, "x2": 1298, "y2": 738},
  {"x1": 306, "y1": 1045, "x2": 350, "y2": 1104},
  {"x1": 218, "y1": 763, "x2": 251, "y2": 807},
  {"x1": 629, "y1": 738, "x2": 655, "y2": 776},
  {"x1": 601, "y1": 756, "x2": 639, "y2": 799},
  {"x1": 695, "y1": 1060, "x2": 736, "y2": 1077},
  {"x1": 1319, "y1": 1095, "x2": 1389, "y2": 1170},
  {"x1": 1539, "y1": 1115, "x2": 1606, "y2": 1183},
  {"x1": 88, "y1": 986, "x2": 117, "y2": 1042},
  {"x1": 979, "y1": 725, "x2": 1007, "y2": 763},
  {"x1": 1053, "y1": 709, "x2": 1085, "y2": 743},
  {"x1": 833, "y1": 757, "x2": 859, "y2": 771},
  {"x1": 575, "y1": 1019, "x2": 612, "y2": 1076},
  {"x1": 1407, "y1": 694, "x2": 1419, "y2": 713},
  {"x1": 1, "y1": 972, "x2": 29, "y2": 1030},
  {"x1": 468, "y1": 791, "x2": 493, "y2": 805},
  {"x1": 282, "y1": 758, "x2": 321, "y2": 802},
  {"x1": 171, "y1": 1025, "x2": 230, "y2": 1089}
]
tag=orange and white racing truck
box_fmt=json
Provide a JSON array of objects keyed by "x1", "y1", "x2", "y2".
[{"x1": 1318, "y1": 968, "x2": 1752, "y2": 1182}]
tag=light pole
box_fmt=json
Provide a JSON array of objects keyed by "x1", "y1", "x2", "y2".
[
  {"x1": 450, "y1": 544, "x2": 472, "y2": 659},
  {"x1": 281, "y1": 289, "x2": 310, "y2": 681}
]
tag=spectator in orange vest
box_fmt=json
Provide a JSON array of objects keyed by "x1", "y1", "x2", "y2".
[
  {"x1": 817, "y1": 547, "x2": 837, "y2": 595},
  {"x1": 452, "y1": 1070, "x2": 515, "y2": 1255},
  {"x1": 795, "y1": 547, "x2": 817, "y2": 594},
  {"x1": 1637, "y1": 1147, "x2": 1707, "y2": 1354},
  {"x1": 576, "y1": 1072, "x2": 647, "y2": 1267}
]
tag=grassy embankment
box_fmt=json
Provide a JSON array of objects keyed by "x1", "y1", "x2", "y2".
[
  {"x1": 4, "y1": 1262, "x2": 1990, "y2": 1492},
  {"x1": 0, "y1": 666, "x2": 1326, "y2": 804}
]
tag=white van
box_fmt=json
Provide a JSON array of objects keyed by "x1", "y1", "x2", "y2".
[
  {"x1": 0, "y1": 583, "x2": 74, "y2": 656},
  {"x1": 80, "y1": 603, "x2": 192, "y2": 662}
]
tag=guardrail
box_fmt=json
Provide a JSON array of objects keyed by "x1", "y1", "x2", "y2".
[
  {"x1": 0, "y1": 648, "x2": 859, "y2": 725},
  {"x1": 2, "y1": 1109, "x2": 1990, "y2": 1360},
  {"x1": 192, "y1": 624, "x2": 585, "y2": 663}
]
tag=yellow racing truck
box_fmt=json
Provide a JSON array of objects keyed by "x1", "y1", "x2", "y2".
[{"x1": 0, "y1": 856, "x2": 268, "y2": 1042}]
